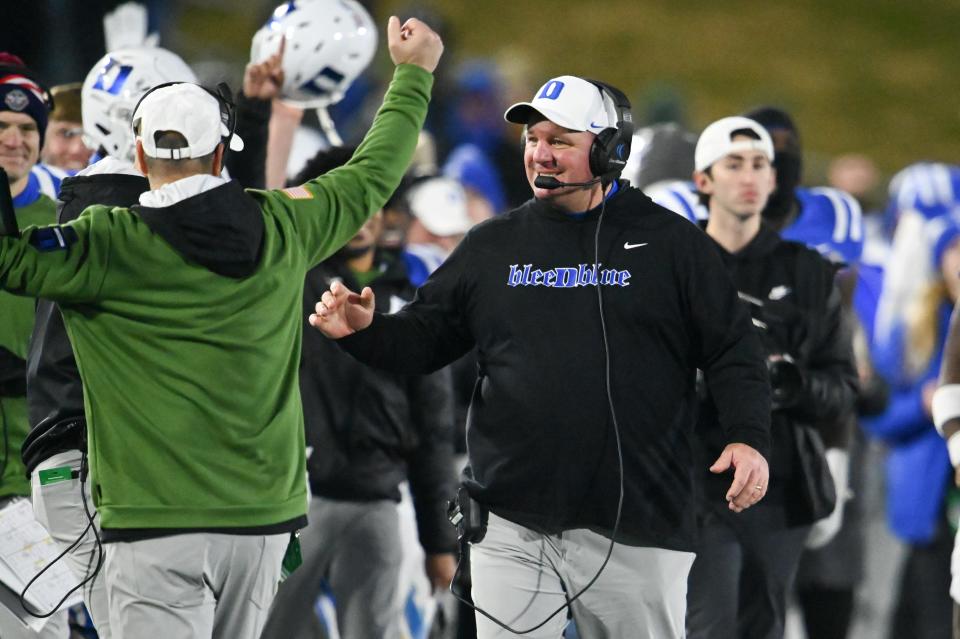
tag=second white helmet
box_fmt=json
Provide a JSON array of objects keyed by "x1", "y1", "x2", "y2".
[
  {"x1": 251, "y1": 0, "x2": 377, "y2": 108},
  {"x1": 82, "y1": 46, "x2": 197, "y2": 161}
]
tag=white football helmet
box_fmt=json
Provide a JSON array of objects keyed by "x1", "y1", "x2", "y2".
[
  {"x1": 251, "y1": 0, "x2": 377, "y2": 108},
  {"x1": 82, "y1": 47, "x2": 197, "y2": 161}
]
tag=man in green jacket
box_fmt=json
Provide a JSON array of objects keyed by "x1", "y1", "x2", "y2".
[{"x1": 0, "y1": 17, "x2": 442, "y2": 639}]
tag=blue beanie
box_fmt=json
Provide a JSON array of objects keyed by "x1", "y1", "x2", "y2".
[{"x1": 0, "y1": 70, "x2": 50, "y2": 149}]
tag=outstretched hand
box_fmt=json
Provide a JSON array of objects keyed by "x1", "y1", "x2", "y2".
[
  {"x1": 386, "y1": 16, "x2": 444, "y2": 73},
  {"x1": 308, "y1": 280, "x2": 376, "y2": 339},
  {"x1": 711, "y1": 443, "x2": 769, "y2": 513}
]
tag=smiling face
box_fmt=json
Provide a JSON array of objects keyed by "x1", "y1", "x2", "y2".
[
  {"x1": 0, "y1": 110, "x2": 40, "y2": 195},
  {"x1": 42, "y1": 119, "x2": 91, "y2": 171},
  {"x1": 695, "y1": 134, "x2": 776, "y2": 222},
  {"x1": 523, "y1": 117, "x2": 603, "y2": 212}
]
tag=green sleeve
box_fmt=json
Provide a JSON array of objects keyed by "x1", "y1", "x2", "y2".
[
  {"x1": 0, "y1": 207, "x2": 111, "y2": 303},
  {"x1": 249, "y1": 63, "x2": 433, "y2": 267}
]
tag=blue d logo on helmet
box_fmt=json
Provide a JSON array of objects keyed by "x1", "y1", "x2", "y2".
[
  {"x1": 91, "y1": 60, "x2": 134, "y2": 96},
  {"x1": 81, "y1": 47, "x2": 197, "y2": 161}
]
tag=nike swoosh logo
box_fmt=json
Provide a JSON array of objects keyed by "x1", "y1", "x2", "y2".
[
  {"x1": 590, "y1": 121, "x2": 604, "y2": 129},
  {"x1": 624, "y1": 242, "x2": 648, "y2": 249}
]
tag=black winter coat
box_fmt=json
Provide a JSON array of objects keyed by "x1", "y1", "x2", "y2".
[
  {"x1": 301, "y1": 251, "x2": 458, "y2": 553},
  {"x1": 696, "y1": 224, "x2": 858, "y2": 526}
]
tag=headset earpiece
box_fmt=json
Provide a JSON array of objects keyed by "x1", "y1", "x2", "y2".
[
  {"x1": 214, "y1": 82, "x2": 237, "y2": 159},
  {"x1": 584, "y1": 80, "x2": 633, "y2": 183}
]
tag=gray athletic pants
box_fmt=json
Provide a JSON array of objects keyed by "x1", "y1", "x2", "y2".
[
  {"x1": 260, "y1": 496, "x2": 403, "y2": 639},
  {"x1": 470, "y1": 512, "x2": 695, "y2": 638},
  {"x1": 104, "y1": 532, "x2": 287, "y2": 639},
  {"x1": 31, "y1": 450, "x2": 110, "y2": 638}
]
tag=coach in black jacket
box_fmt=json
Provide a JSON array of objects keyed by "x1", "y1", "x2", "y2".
[
  {"x1": 310, "y1": 75, "x2": 771, "y2": 639},
  {"x1": 685, "y1": 116, "x2": 857, "y2": 639}
]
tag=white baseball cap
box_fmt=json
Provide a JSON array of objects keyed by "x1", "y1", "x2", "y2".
[
  {"x1": 504, "y1": 75, "x2": 614, "y2": 133},
  {"x1": 407, "y1": 177, "x2": 472, "y2": 237},
  {"x1": 694, "y1": 116, "x2": 774, "y2": 172},
  {"x1": 132, "y1": 83, "x2": 244, "y2": 159}
]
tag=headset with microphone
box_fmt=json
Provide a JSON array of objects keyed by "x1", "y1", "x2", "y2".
[
  {"x1": 532, "y1": 175, "x2": 600, "y2": 190},
  {"x1": 533, "y1": 79, "x2": 634, "y2": 191}
]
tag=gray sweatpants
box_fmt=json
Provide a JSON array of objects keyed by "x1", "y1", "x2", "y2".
[
  {"x1": 470, "y1": 512, "x2": 695, "y2": 638},
  {"x1": 31, "y1": 450, "x2": 110, "y2": 638},
  {"x1": 105, "y1": 532, "x2": 287, "y2": 639},
  {"x1": 260, "y1": 496, "x2": 403, "y2": 639}
]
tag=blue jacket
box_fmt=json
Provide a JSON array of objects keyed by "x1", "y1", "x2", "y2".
[{"x1": 863, "y1": 301, "x2": 952, "y2": 542}]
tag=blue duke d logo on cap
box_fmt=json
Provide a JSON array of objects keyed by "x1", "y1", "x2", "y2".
[
  {"x1": 504, "y1": 75, "x2": 612, "y2": 133},
  {"x1": 537, "y1": 80, "x2": 565, "y2": 101}
]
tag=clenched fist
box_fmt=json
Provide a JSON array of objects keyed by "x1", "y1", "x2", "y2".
[{"x1": 387, "y1": 16, "x2": 443, "y2": 73}]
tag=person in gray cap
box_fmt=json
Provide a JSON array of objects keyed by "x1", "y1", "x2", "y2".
[{"x1": 310, "y1": 74, "x2": 771, "y2": 639}]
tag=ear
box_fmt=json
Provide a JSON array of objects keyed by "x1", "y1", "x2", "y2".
[
  {"x1": 134, "y1": 140, "x2": 148, "y2": 176},
  {"x1": 693, "y1": 170, "x2": 713, "y2": 195},
  {"x1": 211, "y1": 143, "x2": 225, "y2": 176}
]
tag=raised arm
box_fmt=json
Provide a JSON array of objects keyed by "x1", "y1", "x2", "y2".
[
  {"x1": 227, "y1": 36, "x2": 285, "y2": 190},
  {"x1": 250, "y1": 17, "x2": 443, "y2": 266}
]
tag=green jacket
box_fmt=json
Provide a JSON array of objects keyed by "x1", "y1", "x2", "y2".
[
  {"x1": 0, "y1": 64, "x2": 432, "y2": 534},
  {"x1": 0, "y1": 194, "x2": 56, "y2": 497}
]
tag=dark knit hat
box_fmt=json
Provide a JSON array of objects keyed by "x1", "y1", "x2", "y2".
[{"x1": 0, "y1": 53, "x2": 51, "y2": 148}]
